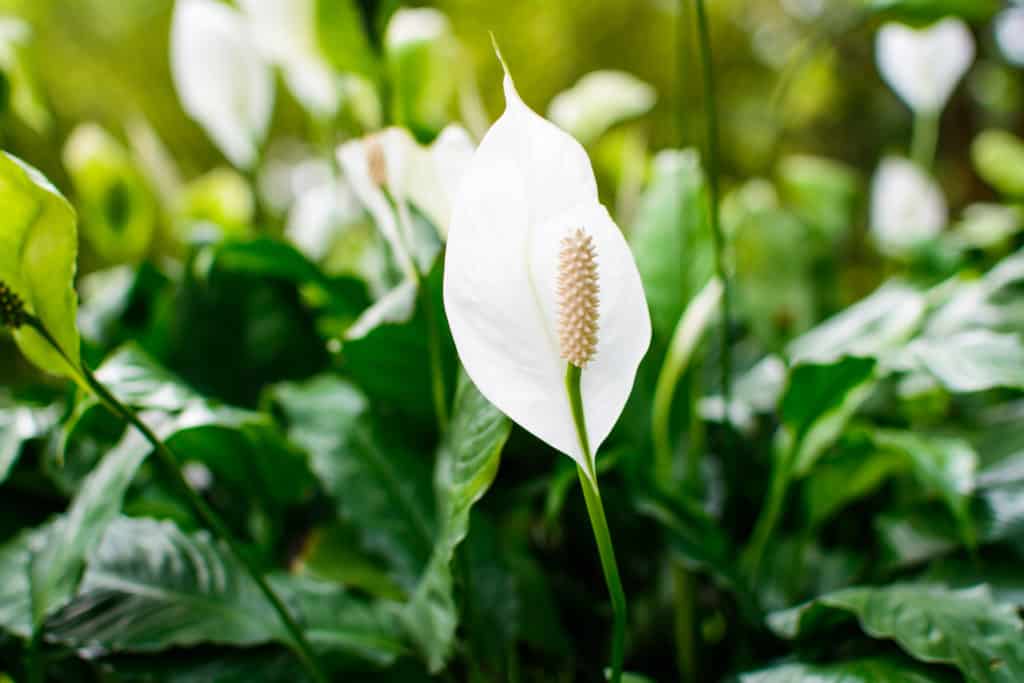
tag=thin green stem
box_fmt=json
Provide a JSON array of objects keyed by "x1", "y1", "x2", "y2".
[
  {"x1": 565, "y1": 364, "x2": 626, "y2": 683},
  {"x1": 743, "y1": 462, "x2": 789, "y2": 582},
  {"x1": 23, "y1": 317, "x2": 329, "y2": 683},
  {"x1": 26, "y1": 623, "x2": 43, "y2": 683},
  {"x1": 694, "y1": 0, "x2": 732, "y2": 410},
  {"x1": 911, "y1": 110, "x2": 940, "y2": 171}
]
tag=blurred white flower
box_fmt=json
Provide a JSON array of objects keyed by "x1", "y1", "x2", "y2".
[
  {"x1": 170, "y1": 0, "x2": 274, "y2": 169},
  {"x1": 338, "y1": 124, "x2": 473, "y2": 276},
  {"x1": 286, "y1": 176, "x2": 360, "y2": 262},
  {"x1": 547, "y1": 70, "x2": 657, "y2": 144},
  {"x1": 870, "y1": 157, "x2": 947, "y2": 257},
  {"x1": 996, "y1": 7, "x2": 1024, "y2": 67},
  {"x1": 238, "y1": 0, "x2": 340, "y2": 117},
  {"x1": 386, "y1": 7, "x2": 449, "y2": 46},
  {"x1": 443, "y1": 63, "x2": 651, "y2": 474},
  {"x1": 876, "y1": 18, "x2": 975, "y2": 114}
]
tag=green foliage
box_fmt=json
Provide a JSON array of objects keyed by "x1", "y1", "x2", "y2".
[{"x1": 3, "y1": 1, "x2": 1024, "y2": 681}]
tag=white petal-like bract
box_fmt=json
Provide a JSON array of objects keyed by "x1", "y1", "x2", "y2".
[
  {"x1": 870, "y1": 157, "x2": 947, "y2": 257},
  {"x1": 171, "y1": 0, "x2": 274, "y2": 169},
  {"x1": 444, "y1": 69, "x2": 651, "y2": 473},
  {"x1": 547, "y1": 70, "x2": 657, "y2": 144},
  {"x1": 876, "y1": 18, "x2": 975, "y2": 114},
  {"x1": 996, "y1": 7, "x2": 1024, "y2": 67},
  {"x1": 238, "y1": 0, "x2": 341, "y2": 117}
]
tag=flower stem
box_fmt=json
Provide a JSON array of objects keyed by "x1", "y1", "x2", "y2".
[
  {"x1": 911, "y1": 110, "x2": 940, "y2": 171},
  {"x1": 24, "y1": 317, "x2": 329, "y2": 683},
  {"x1": 694, "y1": 0, "x2": 732, "y2": 409},
  {"x1": 742, "y1": 462, "x2": 789, "y2": 582},
  {"x1": 565, "y1": 364, "x2": 627, "y2": 683}
]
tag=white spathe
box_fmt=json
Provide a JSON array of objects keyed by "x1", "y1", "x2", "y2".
[
  {"x1": 996, "y1": 7, "x2": 1024, "y2": 67},
  {"x1": 385, "y1": 7, "x2": 449, "y2": 48},
  {"x1": 876, "y1": 18, "x2": 975, "y2": 114},
  {"x1": 547, "y1": 70, "x2": 657, "y2": 144},
  {"x1": 338, "y1": 124, "x2": 473, "y2": 277},
  {"x1": 170, "y1": 0, "x2": 273, "y2": 169},
  {"x1": 870, "y1": 157, "x2": 947, "y2": 257},
  {"x1": 443, "y1": 67, "x2": 651, "y2": 475},
  {"x1": 238, "y1": 0, "x2": 340, "y2": 117}
]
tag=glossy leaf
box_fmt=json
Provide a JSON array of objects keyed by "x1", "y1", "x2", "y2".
[
  {"x1": 771, "y1": 584, "x2": 1024, "y2": 682},
  {"x1": 46, "y1": 517, "x2": 405, "y2": 665},
  {"x1": 271, "y1": 375, "x2": 436, "y2": 590},
  {"x1": 401, "y1": 373, "x2": 511, "y2": 672},
  {"x1": 741, "y1": 656, "x2": 954, "y2": 683},
  {"x1": 0, "y1": 151, "x2": 81, "y2": 380}
]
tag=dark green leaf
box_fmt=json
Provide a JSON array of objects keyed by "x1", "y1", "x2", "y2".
[
  {"x1": 770, "y1": 583, "x2": 1024, "y2": 682},
  {"x1": 401, "y1": 374, "x2": 511, "y2": 671},
  {"x1": 271, "y1": 374, "x2": 436, "y2": 590},
  {"x1": 741, "y1": 656, "x2": 955, "y2": 682}
]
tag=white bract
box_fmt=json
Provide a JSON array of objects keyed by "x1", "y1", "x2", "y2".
[
  {"x1": 547, "y1": 70, "x2": 657, "y2": 145},
  {"x1": 238, "y1": 0, "x2": 340, "y2": 117},
  {"x1": 338, "y1": 124, "x2": 473, "y2": 276},
  {"x1": 170, "y1": 0, "x2": 273, "y2": 169},
  {"x1": 876, "y1": 18, "x2": 975, "y2": 114},
  {"x1": 870, "y1": 157, "x2": 947, "y2": 257},
  {"x1": 996, "y1": 7, "x2": 1024, "y2": 67},
  {"x1": 443, "y1": 64, "x2": 651, "y2": 474}
]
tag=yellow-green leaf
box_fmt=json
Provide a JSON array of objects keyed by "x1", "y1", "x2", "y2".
[{"x1": 0, "y1": 151, "x2": 81, "y2": 380}]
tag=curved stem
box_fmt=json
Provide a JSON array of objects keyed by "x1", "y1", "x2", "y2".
[
  {"x1": 911, "y1": 111, "x2": 940, "y2": 171},
  {"x1": 566, "y1": 365, "x2": 626, "y2": 683},
  {"x1": 23, "y1": 317, "x2": 328, "y2": 683},
  {"x1": 742, "y1": 462, "x2": 789, "y2": 582},
  {"x1": 694, "y1": 0, "x2": 733, "y2": 409}
]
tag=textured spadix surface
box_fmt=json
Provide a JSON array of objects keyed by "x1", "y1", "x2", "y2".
[{"x1": 443, "y1": 67, "x2": 650, "y2": 472}]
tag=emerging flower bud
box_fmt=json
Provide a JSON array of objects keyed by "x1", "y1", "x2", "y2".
[
  {"x1": 557, "y1": 228, "x2": 600, "y2": 368},
  {"x1": 0, "y1": 280, "x2": 26, "y2": 329}
]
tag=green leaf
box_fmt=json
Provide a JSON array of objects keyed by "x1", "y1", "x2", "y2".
[
  {"x1": 770, "y1": 584, "x2": 1024, "y2": 682},
  {"x1": 401, "y1": 373, "x2": 511, "y2": 672},
  {"x1": 741, "y1": 656, "x2": 955, "y2": 683},
  {"x1": 63, "y1": 123, "x2": 157, "y2": 264},
  {"x1": 384, "y1": 8, "x2": 459, "y2": 141},
  {"x1": 973, "y1": 130, "x2": 1024, "y2": 198},
  {"x1": 788, "y1": 282, "x2": 925, "y2": 365},
  {"x1": 546, "y1": 70, "x2": 656, "y2": 145},
  {"x1": 316, "y1": 0, "x2": 377, "y2": 81},
  {"x1": 630, "y1": 149, "x2": 714, "y2": 341},
  {"x1": 864, "y1": 0, "x2": 1000, "y2": 21},
  {"x1": 804, "y1": 437, "x2": 905, "y2": 528},
  {"x1": 780, "y1": 357, "x2": 877, "y2": 476},
  {"x1": 869, "y1": 429, "x2": 977, "y2": 548},
  {"x1": 900, "y1": 331, "x2": 1024, "y2": 393},
  {"x1": 777, "y1": 155, "x2": 860, "y2": 242},
  {"x1": 271, "y1": 374, "x2": 436, "y2": 590},
  {"x1": 0, "y1": 396, "x2": 60, "y2": 485},
  {"x1": 45, "y1": 516, "x2": 405, "y2": 665},
  {"x1": 0, "y1": 151, "x2": 81, "y2": 380}
]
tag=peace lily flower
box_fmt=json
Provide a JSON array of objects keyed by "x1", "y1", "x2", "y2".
[
  {"x1": 876, "y1": 18, "x2": 975, "y2": 115},
  {"x1": 338, "y1": 124, "x2": 474, "y2": 278},
  {"x1": 170, "y1": 0, "x2": 274, "y2": 170},
  {"x1": 237, "y1": 0, "x2": 341, "y2": 118},
  {"x1": 870, "y1": 156, "x2": 947, "y2": 257},
  {"x1": 547, "y1": 70, "x2": 657, "y2": 145},
  {"x1": 995, "y1": 6, "x2": 1024, "y2": 67},
  {"x1": 443, "y1": 60, "x2": 651, "y2": 478}
]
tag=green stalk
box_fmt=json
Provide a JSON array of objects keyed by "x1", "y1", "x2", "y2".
[
  {"x1": 672, "y1": 565, "x2": 696, "y2": 682},
  {"x1": 566, "y1": 364, "x2": 627, "y2": 683},
  {"x1": 24, "y1": 317, "x2": 329, "y2": 683},
  {"x1": 694, "y1": 0, "x2": 732, "y2": 410},
  {"x1": 911, "y1": 110, "x2": 940, "y2": 171},
  {"x1": 742, "y1": 461, "x2": 789, "y2": 582}
]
